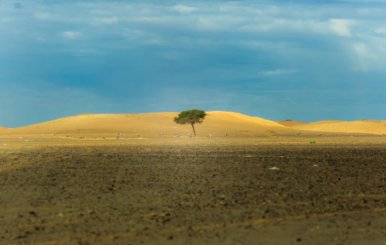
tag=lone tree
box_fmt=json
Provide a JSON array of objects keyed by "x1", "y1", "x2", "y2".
[{"x1": 174, "y1": 109, "x2": 207, "y2": 136}]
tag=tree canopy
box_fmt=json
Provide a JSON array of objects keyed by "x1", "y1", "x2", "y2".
[{"x1": 174, "y1": 109, "x2": 207, "y2": 136}]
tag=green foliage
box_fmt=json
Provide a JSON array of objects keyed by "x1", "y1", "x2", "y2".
[
  {"x1": 174, "y1": 109, "x2": 207, "y2": 125},
  {"x1": 174, "y1": 109, "x2": 206, "y2": 136}
]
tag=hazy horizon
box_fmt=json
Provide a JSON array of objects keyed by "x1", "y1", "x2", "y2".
[{"x1": 1, "y1": 0, "x2": 386, "y2": 127}]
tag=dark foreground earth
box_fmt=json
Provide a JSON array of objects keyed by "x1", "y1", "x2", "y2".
[{"x1": 0, "y1": 144, "x2": 385, "y2": 244}]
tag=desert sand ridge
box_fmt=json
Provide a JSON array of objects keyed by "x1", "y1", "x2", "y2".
[
  {"x1": 1, "y1": 111, "x2": 386, "y2": 136},
  {"x1": 2, "y1": 111, "x2": 295, "y2": 137},
  {"x1": 291, "y1": 120, "x2": 386, "y2": 135},
  {"x1": 277, "y1": 120, "x2": 307, "y2": 127},
  {"x1": 207, "y1": 111, "x2": 286, "y2": 128}
]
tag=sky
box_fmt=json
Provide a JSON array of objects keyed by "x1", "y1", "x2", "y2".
[{"x1": 1, "y1": 0, "x2": 386, "y2": 127}]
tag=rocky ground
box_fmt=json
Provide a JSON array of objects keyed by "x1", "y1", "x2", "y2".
[{"x1": 0, "y1": 143, "x2": 385, "y2": 244}]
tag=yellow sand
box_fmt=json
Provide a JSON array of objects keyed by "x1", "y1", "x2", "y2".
[
  {"x1": 277, "y1": 120, "x2": 307, "y2": 127},
  {"x1": 292, "y1": 120, "x2": 386, "y2": 135},
  {"x1": 2, "y1": 111, "x2": 296, "y2": 137},
  {"x1": 1, "y1": 112, "x2": 385, "y2": 137}
]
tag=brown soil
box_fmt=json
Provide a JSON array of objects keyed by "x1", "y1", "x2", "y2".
[{"x1": 0, "y1": 143, "x2": 386, "y2": 244}]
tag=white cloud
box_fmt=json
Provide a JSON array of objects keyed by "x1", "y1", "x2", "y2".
[
  {"x1": 240, "y1": 19, "x2": 303, "y2": 33},
  {"x1": 375, "y1": 27, "x2": 386, "y2": 34},
  {"x1": 53, "y1": 49, "x2": 100, "y2": 56},
  {"x1": 350, "y1": 40, "x2": 386, "y2": 71},
  {"x1": 122, "y1": 28, "x2": 147, "y2": 40},
  {"x1": 259, "y1": 69, "x2": 297, "y2": 76},
  {"x1": 36, "y1": 36, "x2": 47, "y2": 42},
  {"x1": 240, "y1": 18, "x2": 346, "y2": 37},
  {"x1": 62, "y1": 31, "x2": 80, "y2": 40},
  {"x1": 172, "y1": 4, "x2": 196, "y2": 14},
  {"x1": 144, "y1": 38, "x2": 167, "y2": 46},
  {"x1": 97, "y1": 16, "x2": 119, "y2": 24},
  {"x1": 34, "y1": 12, "x2": 52, "y2": 20},
  {"x1": 352, "y1": 42, "x2": 369, "y2": 57},
  {"x1": 239, "y1": 18, "x2": 357, "y2": 38},
  {"x1": 133, "y1": 16, "x2": 167, "y2": 24},
  {"x1": 161, "y1": 51, "x2": 183, "y2": 61},
  {"x1": 195, "y1": 16, "x2": 244, "y2": 32},
  {"x1": 351, "y1": 42, "x2": 375, "y2": 71},
  {"x1": 33, "y1": 11, "x2": 82, "y2": 23},
  {"x1": 196, "y1": 16, "x2": 225, "y2": 31},
  {"x1": 329, "y1": 19, "x2": 353, "y2": 37}
]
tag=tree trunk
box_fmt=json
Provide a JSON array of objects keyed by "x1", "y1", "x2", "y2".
[{"x1": 191, "y1": 123, "x2": 196, "y2": 136}]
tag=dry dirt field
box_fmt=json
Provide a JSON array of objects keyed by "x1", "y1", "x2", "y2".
[{"x1": 0, "y1": 137, "x2": 386, "y2": 245}]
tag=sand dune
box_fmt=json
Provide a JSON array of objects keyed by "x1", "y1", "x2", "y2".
[
  {"x1": 1, "y1": 112, "x2": 386, "y2": 137},
  {"x1": 278, "y1": 120, "x2": 306, "y2": 127},
  {"x1": 2, "y1": 111, "x2": 297, "y2": 137},
  {"x1": 192, "y1": 111, "x2": 295, "y2": 136},
  {"x1": 292, "y1": 120, "x2": 386, "y2": 135}
]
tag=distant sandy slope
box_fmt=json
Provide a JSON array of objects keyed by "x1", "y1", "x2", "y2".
[
  {"x1": 1, "y1": 111, "x2": 386, "y2": 137},
  {"x1": 2, "y1": 111, "x2": 299, "y2": 137},
  {"x1": 0, "y1": 127, "x2": 8, "y2": 135},
  {"x1": 289, "y1": 120, "x2": 386, "y2": 135},
  {"x1": 277, "y1": 120, "x2": 307, "y2": 127}
]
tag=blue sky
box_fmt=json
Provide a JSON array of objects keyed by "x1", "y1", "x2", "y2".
[{"x1": 1, "y1": 0, "x2": 386, "y2": 127}]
